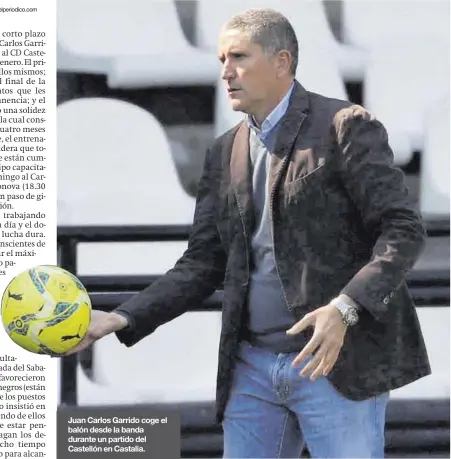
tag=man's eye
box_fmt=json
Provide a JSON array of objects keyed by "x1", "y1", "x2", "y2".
[{"x1": 232, "y1": 53, "x2": 245, "y2": 59}]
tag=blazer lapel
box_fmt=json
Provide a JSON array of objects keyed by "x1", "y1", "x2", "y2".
[
  {"x1": 268, "y1": 80, "x2": 310, "y2": 200},
  {"x1": 230, "y1": 121, "x2": 254, "y2": 238},
  {"x1": 229, "y1": 80, "x2": 310, "y2": 240}
]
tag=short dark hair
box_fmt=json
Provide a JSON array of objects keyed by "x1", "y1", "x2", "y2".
[{"x1": 223, "y1": 8, "x2": 299, "y2": 75}]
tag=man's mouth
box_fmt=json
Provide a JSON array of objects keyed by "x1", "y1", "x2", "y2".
[{"x1": 228, "y1": 88, "x2": 241, "y2": 94}]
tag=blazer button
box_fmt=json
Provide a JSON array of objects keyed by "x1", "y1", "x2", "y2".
[{"x1": 383, "y1": 297, "x2": 390, "y2": 304}]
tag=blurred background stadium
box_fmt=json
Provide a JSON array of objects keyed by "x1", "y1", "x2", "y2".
[{"x1": 56, "y1": 0, "x2": 450, "y2": 457}]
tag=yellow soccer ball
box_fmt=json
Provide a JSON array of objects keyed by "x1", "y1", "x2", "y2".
[{"x1": 1, "y1": 265, "x2": 91, "y2": 356}]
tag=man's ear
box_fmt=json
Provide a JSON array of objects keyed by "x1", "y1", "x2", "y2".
[{"x1": 275, "y1": 50, "x2": 292, "y2": 77}]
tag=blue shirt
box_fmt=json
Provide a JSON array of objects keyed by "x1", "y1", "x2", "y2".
[{"x1": 248, "y1": 81, "x2": 295, "y2": 144}]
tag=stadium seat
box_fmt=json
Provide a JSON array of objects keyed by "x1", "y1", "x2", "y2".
[
  {"x1": 390, "y1": 307, "x2": 450, "y2": 401},
  {"x1": 78, "y1": 365, "x2": 145, "y2": 405},
  {"x1": 342, "y1": 0, "x2": 449, "y2": 50},
  {"x1": 57, "y1": 98, "x2": 195, "y2": 227},
  {"x1": 56, "y1": 358, "x2": 143, "y2": 406},
  {"x1": 195, "y1": 0, "x2": 366, "y2": 80},
  {"x1": 57, "y1": 98, "x2": 221, "y2": 404},
  {"x1": 419, "y1": 95, "x2": 450, "y2": 219},
  {"x1": 57, "y1": 42, "x2": 109, "y2": 75},
  {"x1": 214, "y1": 44, "x2": 348, "y2": 137},
  {"x1": 57, "y1": 0, "x2": 219, "y2": 86},
  {"x1": 363, "y1": 39, "x2": 449, "y2": 166}
]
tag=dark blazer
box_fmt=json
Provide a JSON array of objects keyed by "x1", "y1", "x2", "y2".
[{"x1": 115, "y1": 80, "x2": 431, "y2": 423}]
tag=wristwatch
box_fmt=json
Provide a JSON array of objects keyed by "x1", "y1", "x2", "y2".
[{"x1": 331, "y1": 298, "x2": 359, "y2": 326}]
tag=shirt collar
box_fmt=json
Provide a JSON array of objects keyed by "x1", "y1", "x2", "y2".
[{"x1": 248, "y1": 81, "x2": 295, "y2": 139}]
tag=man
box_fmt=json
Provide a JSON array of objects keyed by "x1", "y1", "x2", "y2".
[{"x1": 68, "y1": 8, "x2": 431, "y2": 458}]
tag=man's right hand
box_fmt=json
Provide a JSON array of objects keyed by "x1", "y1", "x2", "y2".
[{"x1": 63, "y1": 310, "x2": 129, "y2": 356}]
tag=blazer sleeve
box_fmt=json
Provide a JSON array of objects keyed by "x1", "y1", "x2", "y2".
[
  {"x1": 114, "y1": 147, "x2": 227, "y2": 346},
  {"x1": 334, "y1": 105, "x2": 427, "y2": 321}
]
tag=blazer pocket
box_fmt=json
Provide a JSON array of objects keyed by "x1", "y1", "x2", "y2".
[{"x1": 285, "y1": 162, "x2": 325, "y2": 193}]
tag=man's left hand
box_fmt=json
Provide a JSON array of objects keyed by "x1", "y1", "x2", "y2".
[{"x1": 286, "y1": 303, "x2": 347, "y2": 380}]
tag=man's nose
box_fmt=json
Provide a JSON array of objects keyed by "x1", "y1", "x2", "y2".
[{"x1": 221, "y1": 60, "x2": 235, "y2": 80}]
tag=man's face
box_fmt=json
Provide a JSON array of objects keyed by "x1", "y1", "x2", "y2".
[{"x1": 218, "y1": 28, "x2": 280, "y2": 118}]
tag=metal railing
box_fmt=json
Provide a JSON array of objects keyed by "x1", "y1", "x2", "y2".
[
  {"x1": 57, "y1": 222, "x2": 450, "y2": 455},
  {"x1": 57, "y1": 221, "x2": 450, "y2": 405}
]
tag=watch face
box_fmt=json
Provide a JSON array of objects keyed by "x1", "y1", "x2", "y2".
[{"x1": 345, "y1": 309, "x2": 359, "y2": 326}]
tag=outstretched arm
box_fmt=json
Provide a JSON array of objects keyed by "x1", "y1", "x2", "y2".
[{"x1": 114, "y1": 147, "x2": 228, "y2": 346}]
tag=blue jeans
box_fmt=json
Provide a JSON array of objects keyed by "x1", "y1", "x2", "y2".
[{"x1": 223, "y1": 341, "x2": 389, "y2": 458}]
